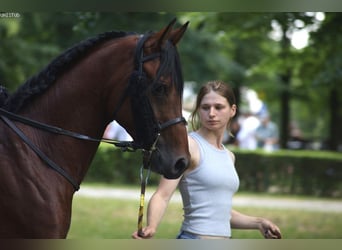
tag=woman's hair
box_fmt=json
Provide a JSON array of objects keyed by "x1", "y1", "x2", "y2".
[{"x1": 189, "y1": 80, "x2": 236, "y2": 131}]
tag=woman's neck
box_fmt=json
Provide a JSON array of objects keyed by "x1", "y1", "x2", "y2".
[{"x1": 196, "y1": 127, "x2": 225, "y2": 149}]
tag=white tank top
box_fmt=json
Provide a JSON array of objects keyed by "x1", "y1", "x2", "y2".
[{"x1": 178, "y1": 131, "x2": 240, "y2": 237}]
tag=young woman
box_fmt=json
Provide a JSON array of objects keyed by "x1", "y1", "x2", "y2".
[{"x1": 132, "y1": 81, "x2": 282, "y2": 239}]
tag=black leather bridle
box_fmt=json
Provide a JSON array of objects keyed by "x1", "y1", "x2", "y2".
[{"x1": 0, "y1": 32, "x2": 187, "y2": 191}]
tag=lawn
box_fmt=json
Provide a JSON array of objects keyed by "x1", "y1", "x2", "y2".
[{"x1": 67, "y1": 192, "x2": 342, "y2": 239}]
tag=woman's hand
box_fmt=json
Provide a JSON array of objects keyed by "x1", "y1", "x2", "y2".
[
  {"x1": 259, "y1": 219, "x2": 282, "y2": 239},
  {"x1": 132, "y1": 226, "x2": 155, "y2": 239}
]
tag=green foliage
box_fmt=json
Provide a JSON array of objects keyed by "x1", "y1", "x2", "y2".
[
  {"x1": 0, "y1": 13, "x2": 81, "y2": 91},
  {"x1": 234, "y1": 148, "x2": 342, "y2": 197}
]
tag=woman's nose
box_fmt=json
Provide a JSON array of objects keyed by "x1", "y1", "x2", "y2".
[{"x1": 209, "y1": 107, "x2": 215, "y2": 117}]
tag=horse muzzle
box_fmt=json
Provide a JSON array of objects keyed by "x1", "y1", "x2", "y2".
[{"x1": 149, "y1": 150, "x2": 189, "y2": 179}]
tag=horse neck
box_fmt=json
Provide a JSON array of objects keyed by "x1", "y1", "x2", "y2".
[{"x1": 20, "y1": 38, "x2": 136, "y2": 183}]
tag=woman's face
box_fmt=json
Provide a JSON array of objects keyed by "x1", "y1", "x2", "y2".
[{"x1": 198, "y1": 90, "x2": 236, "y2": 131}]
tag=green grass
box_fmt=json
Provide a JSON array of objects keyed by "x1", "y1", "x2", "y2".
[{"x1": 67, "y1": 195, "x2": 342, "y2": 239}]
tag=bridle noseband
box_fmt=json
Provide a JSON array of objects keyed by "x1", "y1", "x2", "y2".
[{"x1": 0, "y1": 32, "x2": 187, "y2": 191}]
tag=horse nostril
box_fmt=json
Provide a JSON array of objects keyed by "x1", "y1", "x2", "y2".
[
  {"x1": 174, "y1": 157, "x2": 188, "y2": 174},
  {"x1": 162, "y1": 157, "x2": 190, "y2": 179}
]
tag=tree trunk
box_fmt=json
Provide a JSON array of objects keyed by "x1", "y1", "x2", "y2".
[
  {"x1": 329, "y1": 86, "x2": 339, "y2": 150},
  {"x1": 279, "y1": 71, "x2": 291, "y2": 149},
  {"x1": 279, "y1": 28, "x2": 292, "y2": 149}
]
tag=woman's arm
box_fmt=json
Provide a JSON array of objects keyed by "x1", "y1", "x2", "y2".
[
  {"x1": 230, "y1": 209, "x2": 282, "y2": 239},
  {"x1": 132, "y1": 176, "x2": 181, "y2": 239},
  {"x1": 132, "y1": 135, "x2": 200, "y2": 239}
]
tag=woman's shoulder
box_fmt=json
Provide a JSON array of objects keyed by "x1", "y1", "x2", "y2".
[
  {"x1": 222, "y1": 144, "x2": 236, "y2": 164},
  {"x1": 227, "y1": 149, "x2": 236, "y2": 164}
]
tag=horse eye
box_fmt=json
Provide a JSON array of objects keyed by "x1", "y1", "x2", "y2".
[{"x1": 151, "y1": 82, "x2": 167, "y2": 96}]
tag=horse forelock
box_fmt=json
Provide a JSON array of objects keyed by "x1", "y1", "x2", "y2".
[
  {"x1": 4, "y1": 31, "x2": 133, "y2": 113},
  {"x1": 156, "y1": 40, "x2": 184, "y2": 97}
]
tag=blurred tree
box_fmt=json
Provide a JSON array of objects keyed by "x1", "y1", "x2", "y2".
[
  {"x1": 300, "y1": 12, "x2": 342, "y2": 150},
  {"x1": 0, "y1": 13, "x2": 80, "y2": 91}
]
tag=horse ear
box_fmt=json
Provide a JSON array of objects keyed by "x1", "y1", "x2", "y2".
[
  {"x1": 156, "y1": 18, "x2": 177, "y2": 47},
  {"x1": 147, "y1": 19, "x2": 188, "y2": 49},
  {"x1": 169, "y1": 21, "x2": 189, "y2": 45}
]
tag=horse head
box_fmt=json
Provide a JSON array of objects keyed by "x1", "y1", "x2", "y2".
[{"x1": 115, "y1": 19, "x2": 190, "y2": 179}]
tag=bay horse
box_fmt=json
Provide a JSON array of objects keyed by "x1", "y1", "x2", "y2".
[{"x1": 0, "y1": 19, "x2": 190, "y2": 238}]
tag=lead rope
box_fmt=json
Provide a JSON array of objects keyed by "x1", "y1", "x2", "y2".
[
  {"x1": 137, "y1": 164, "x2": 151, "y2": 237},
  {"x1": 137, "y1": 133, "x2": 160, "y2": 237}
]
